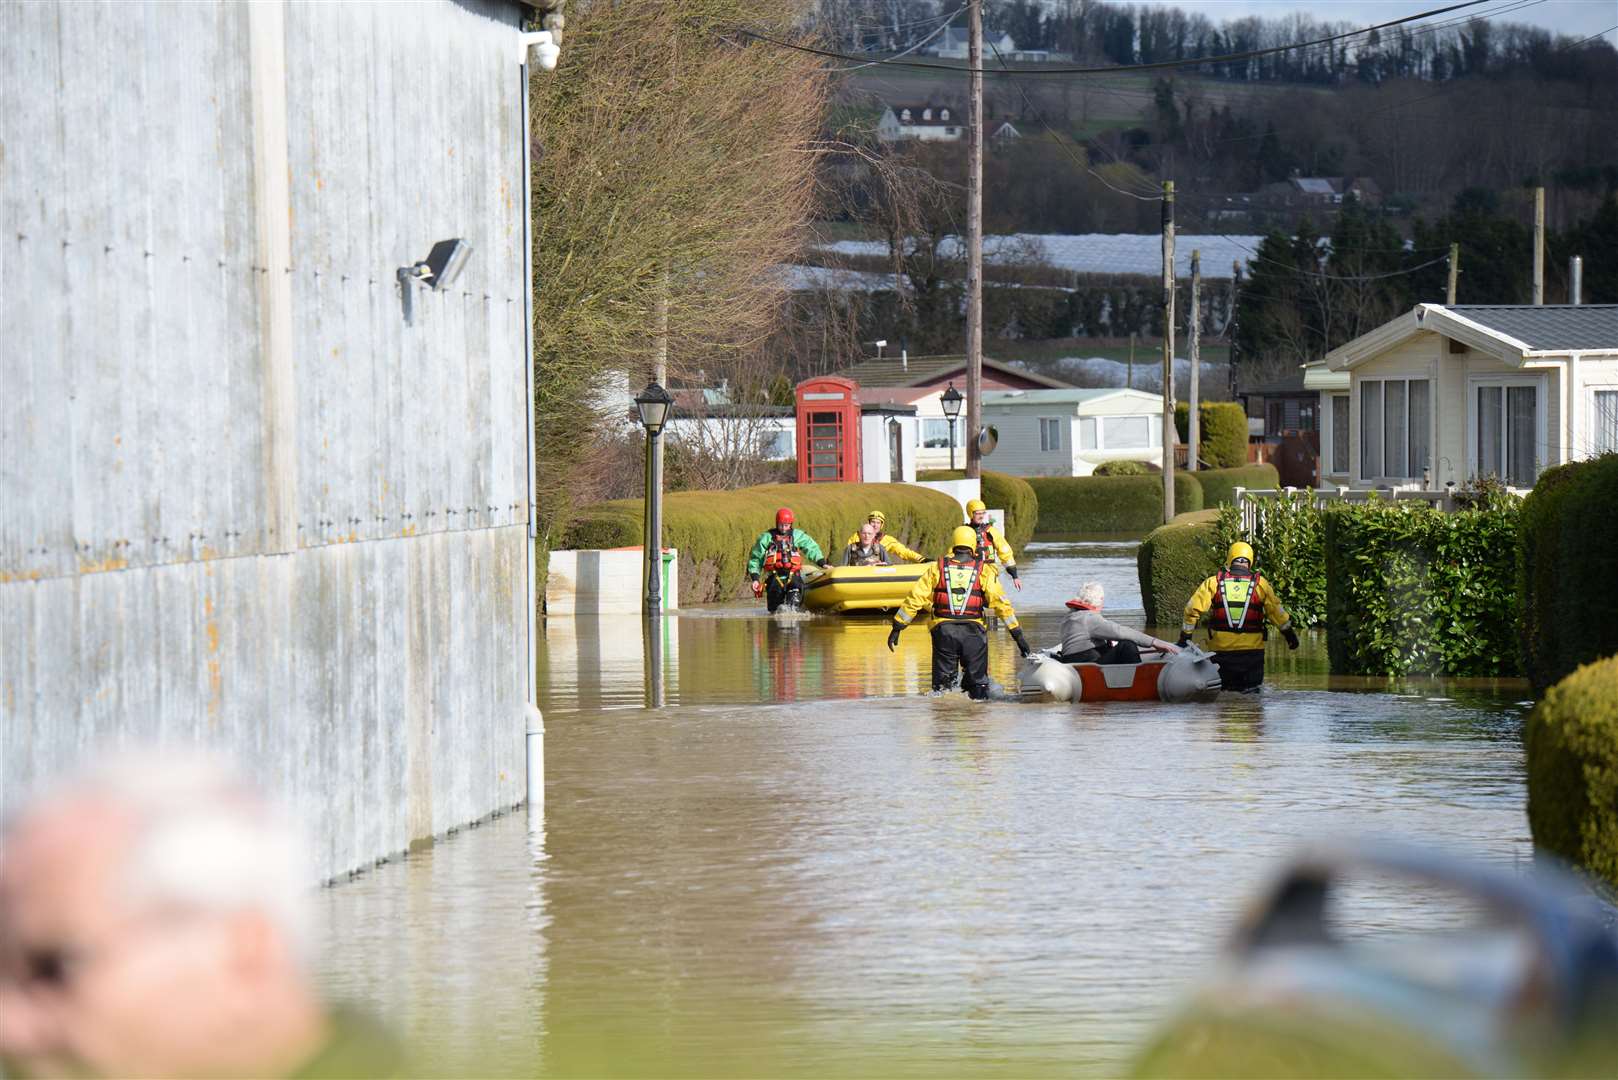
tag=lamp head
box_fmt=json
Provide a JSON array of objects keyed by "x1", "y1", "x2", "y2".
[{"x1": 634, "y1": 381, "x2": 674, "y2": 435}]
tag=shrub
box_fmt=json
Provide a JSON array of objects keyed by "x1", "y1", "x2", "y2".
[
  {"x1": 912, "y1": 470, "x2": 1039, "y2": 554},
  {"x1": 1029, "y1": 473, "x2": 1203, "y2": 534},
  {"x1": 1137, "y1": 510, "x2": 1222, "y2": 628},
  {"x1": 559, "y1": 482, "x2": 963, "y2": 603},
  {"x1": 1213, "y1": 494, "x2": 1327, "y2": 627},
  {"x1": 1323, "y1": 500, "x2": 1520, "y2": 676},
  {"x1": 1194, "y1": 464, "x2": 1280, "y2": 507},
  {"x1": 1093, "y1": 459, "x2": 1151, "y2": 476},
  {"x1": 1518, "y1": 454, "x2": 1618, "y2": 695},
  {"x1": 1526, "y1": 655, "x2": 1618, "y2": 889},
  {"x1": 1174, "y1": 401, "x2": 1249, "y2": 468}
]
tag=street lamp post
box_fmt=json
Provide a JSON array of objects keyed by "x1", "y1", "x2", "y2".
[
  {"x1": 635, "y1": 382, "x2": 674, "y2": 616},
  {"x1": 940, "y1": 382, "x2": 964, "y2": 472}
]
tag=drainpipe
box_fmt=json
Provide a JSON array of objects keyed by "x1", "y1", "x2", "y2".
[{"x1": 1569, "y1": 256, "x2": 1583, "y2": 305}]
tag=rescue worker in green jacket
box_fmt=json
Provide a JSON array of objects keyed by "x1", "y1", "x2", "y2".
[
  {"x1": 842, "y1": 509, "x2": 925, "y2": 564},
  {"x1": 964, "y1": 498, "x2": 1021, "y2": 590},
  {"x1": 747, "y1": 507, "x2": 829, "y2": 612},
  {"x1": 1179, "y1": 541, "x2": 1299, "y2": 692},
  {"x1": 888, "y1": 526, "x2": 1031, "y2": 699}
]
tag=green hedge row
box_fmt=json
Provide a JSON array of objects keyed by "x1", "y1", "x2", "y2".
[
  {"x1": 559, "y1": 482, "x2": 964, "y2": 604},
  {"x1": 1324, "y1": 500, "x2": 1520, "y2": 677},
  {"x1": 1174, "y1": 400, "x2": 1250, "y2": 469},
  {"x1": 1192, "y1": 464, "x2": 1280, "y2": 508},
  {"x1": 1028, "y1": 473, "x2": 1204, "y2": 533},
  {"x1": 1526, "y1": 654, "x2": 1618, "y2": 890},
  {"x1": 1518, "y1": 454, "x2": 1618, "y2": 695},
  {"x1": 1136, "y1": 510, "x2": 1222, "y2": 628},
  {"x1": 914, "y1": 469, "x2": 1038, "y2": 553}
]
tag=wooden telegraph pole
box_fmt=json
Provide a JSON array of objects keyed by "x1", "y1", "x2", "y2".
[
  {"x1": 1532, "y1": 186, "x2": 1545, "y2": 305},
  {"x1": 1447, "y1": 243, "x2": 1459, "y2": 304},
  {"x1": 964, "y1": 0, "x2": 983, "y2": 479},
  {"x1": 1160, "y1": 180, "x2": 1175, "y2": 522},
  {"x1": 1188, "y1": 249, "x2": 1201, "y2": 472}
]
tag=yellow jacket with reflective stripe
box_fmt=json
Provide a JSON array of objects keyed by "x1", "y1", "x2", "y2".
[
  {"x1": 894, "y1": 558, "x2": 1019, "y2": 631},
  {"x1": 842, "y1": 532, "x2": 925, "y2": 563},
  {"x1": 972, "y1": 523, "x2": 1017, "y2": 569},
  {"x1": 1182, "y1": 572, "x2": 1290, "y2": 652}
]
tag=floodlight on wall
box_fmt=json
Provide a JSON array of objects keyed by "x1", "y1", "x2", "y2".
[{"x1": 397, "y1": 239, "x2": 472, "y2": 326}]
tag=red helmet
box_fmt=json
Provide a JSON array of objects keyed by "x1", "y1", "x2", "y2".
[{"x1": 775, "y1": 507, "x2": 794, "y2": 529}]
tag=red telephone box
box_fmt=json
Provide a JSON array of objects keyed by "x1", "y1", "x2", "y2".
[{"x1": 795, "y1": 376, "x2": 862, "y2": 483}]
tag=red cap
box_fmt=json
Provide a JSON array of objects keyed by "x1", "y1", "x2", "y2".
[{"x1": 775, "y1": 507, "x2": 794, "y2": 529}]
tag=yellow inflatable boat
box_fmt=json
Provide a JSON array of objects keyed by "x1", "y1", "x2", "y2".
[{"x1": 802, "y1": 564, "x2": 926, "y2": 614}]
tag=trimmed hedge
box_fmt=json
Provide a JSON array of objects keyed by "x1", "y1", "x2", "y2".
[
  {"x1": 1213, "y1": 494, "x2": 1327, "y2": 627},
  {"x1": 1323, "y1": 500, "x2": 1520, "y2": 676},
  {"x1": 914, "y1": 469, "x2": 1039, "y2": 554},
  {"x1": 1136, "y1": 510, "x2": 1222, "y2": 628},
  {"x1": 1518, "y1": 454, "x2": 1618, "y2": 695},
  {"x1": 1193, "y1": 464, "x2": 1280, "y2": 508},
  {"x1": 1028, "y1": 473, "x2": 1203, "y2": 534},
  {"x1": 559, "y1": 482, "x2": 963, "y2": 603},
  {"x1": 1526, "y1": 654, "x2": 1618, "y2": 889},
  {"x1": 1092, "y1": 459, "x2": 1152, "y2": 476},
  {"x1": 1175, "y1": 400, "x2": 1249, "y2": 468}
]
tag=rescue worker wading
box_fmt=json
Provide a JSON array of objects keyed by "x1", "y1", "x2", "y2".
[
  {"x1": 888, "y1": 526, "x2": 1031, "y2": 699},
  {"x1": 1179, "y1": 541, "x2": 1298, "y2": 691},
  {"x1": 842, "y1": 510, "x2": 925, "y2": 564},
  {"x1": 965, "y1": 499, "x2": 1021, "y2": 590},
  {"x1": 747, "y1": 507, "x2": 829, "y2": 612}
]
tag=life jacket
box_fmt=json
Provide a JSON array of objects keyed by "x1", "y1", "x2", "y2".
[
  {"x1": 762, "y1": 532, "x2": 803, "y2": 574},
  {"x1": 848, "y1": 543, "x2": 888, "y2": 566},
  {"x1": 972, "y1": 522, "x2": 1000, "y2": 564},
  {"x1": 1065, "y1": 599, "x2": 1097, "y2": 611},
  {"x1": 1210, "y1": 569, "x2": 1266, "y2": 635},
  {"x1": 932, "y1": 556, "x2": 986, "y2": 620}
]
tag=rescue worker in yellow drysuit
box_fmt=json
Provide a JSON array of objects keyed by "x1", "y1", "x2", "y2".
[
  {"x1": 1179, "y1": 541, "x2": 1298, "y2": 692},
  {"x1": 842, "y1": 509, "x2": 925, "y2": 564},
  {"x1": 964, "y1": 499, "x2": 1021, "y2": 590},
  {"x1": 888, "y1": 526, "x2": 1031, "y2": 699}
]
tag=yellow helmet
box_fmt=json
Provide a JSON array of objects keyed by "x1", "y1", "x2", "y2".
[
  {"x1": 1227, "y1": 541, "x2": 1255, "y2": 568},
  {"x1": 867, "y1": 510, "x2": 886, "y2": 525},
  {"x1": 965, "y1": 498, "x2": 987, "y2": 514},
  {"x1": 949, "y1": 525, "x2": 979, "y2": 552}
]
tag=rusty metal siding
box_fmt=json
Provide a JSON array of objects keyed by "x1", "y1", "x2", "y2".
[{"x1": 1, "y1": 0, "x2": 532, "y2": 882}]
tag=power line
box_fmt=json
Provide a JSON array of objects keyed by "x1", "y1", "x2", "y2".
[
  {"x1": 820, "y1": 3, "x2": 970, "y2": 74},
  {"x1": 739, "y1": 1, "x2": 1497, "y2": 77}
]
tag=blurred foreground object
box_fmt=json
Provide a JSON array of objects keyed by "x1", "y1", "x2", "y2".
[
  {"x1": 0, "y1": 755, "x2": 395, "y2": 1078},
  {"x1": 1132, "y1": 839, "x2": 1618, "y2": 1079}
]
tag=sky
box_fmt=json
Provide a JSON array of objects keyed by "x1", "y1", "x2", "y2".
[{"x1": 1145, "y1": 0, "x2": 1618, "y2": 43}]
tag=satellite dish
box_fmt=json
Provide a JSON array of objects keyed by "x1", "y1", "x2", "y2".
[{"x1": 977, "y1": 425, "x2": 998, "y2": 455}]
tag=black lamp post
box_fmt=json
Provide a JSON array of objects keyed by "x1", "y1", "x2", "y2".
[
  {"x1": 940, "y1": 382, "x2": 964, "y2": 471},
  {"x1": 635, "y1": 382, "x2": 674, "y2": 616}
]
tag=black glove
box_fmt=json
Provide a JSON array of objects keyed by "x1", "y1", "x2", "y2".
[
  {"x1": 819, "y1": 561, "x2": 833, "y2": 572},
  {"x1": 1177, "y1": 632, "x2": 1192, "y2": 647},
  {"x1": 1282, "y1": 626, "x2": 1300, "y2": 650},
  {"x1": 887, "y1": 623, "x2": 902, "y2": 652},
  {"x1": 1005, "y1": 565, "x2": 1019, "y2": 580},
  {"x1": 1010, "y1": 627, "x2": 1032, "y2": 658}
]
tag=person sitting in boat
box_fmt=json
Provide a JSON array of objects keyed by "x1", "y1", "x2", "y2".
[
  {"x1": 842, "y1": 510, "x2": 925, "y2": 564},
  {"x1": 964, "y1": 499, "x2": 1021, "y2": 590},
  {"x1": 887, "y1": 526, "x2": 1031, "y2": 700},
  {"x1": 1056, "y1": 582, "x2": 1180, "y2": 664},
  {"x1": 843, "y1": 521, "x2": 890, "y2": 566},
  {"x1": 747, "y1": 507, "x2": 829, "y2": 612},
  {"x1": 1179, "y1": 541, "x2": 1298, "y2": 692}
]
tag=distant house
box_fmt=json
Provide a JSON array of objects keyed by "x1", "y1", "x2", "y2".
[
  {"x1": 989, "y1": 120, "x2": 1022, "y2": 140},
  {"x1": 1324, "y1": 304, "x2": 1618, "y2": 490},
  {"x1": 927, "y1": 26, "x2": 1015, "y2": 60},
  {"x1": 830, "y1": 354, "x2": 1071, "y2": 470},
  {"x1": 876, "y1": 103, "x2": 964, "y2": 142},
  {"x1": 980, "y1": 388, "x2": 1168, "y2": 477},
  {"x1": 1260, "y1": 176, "x2": 1384, "y2": 208}
]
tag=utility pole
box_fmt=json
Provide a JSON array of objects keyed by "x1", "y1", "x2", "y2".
[
  {"x1": 1229, "y1": 260, "x2": 1241, "y2": 400},
  {"x1": 964, "y1": 0, "x2": 984, "y2": 479},
  {"x1": 1161, "y1": 180, "x2": 1176, "y2": 523},
  {"x1": 1127, "y1": 332, "x2": 1135, "y2": 389},
  {"x1": 1533, "y1": 186, "x2": 1545, "y2": 305},
  {"x1": 1188, "y1": 249, "x2": 1201, "y2": 472},
  {"x1": 1446, "y1": 243, "x2": 1459, "y2": 304}
]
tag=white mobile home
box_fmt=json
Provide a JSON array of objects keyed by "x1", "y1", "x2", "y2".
[
  {"x1": 1324, "y1": 305, "x2": 1618, "y2": 490},
  {"x1": 982, "y1": 388, "x2": 1167, "y2": 477}
]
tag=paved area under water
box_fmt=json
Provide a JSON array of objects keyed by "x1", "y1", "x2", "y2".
[{"x1": 314, "y1": 538, "x2": 1536, "y2": 1076}]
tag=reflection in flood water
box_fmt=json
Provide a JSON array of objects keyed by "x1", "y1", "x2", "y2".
[{"x1": 315, "y1": 538, "x2": 1535, "y2": 1076}]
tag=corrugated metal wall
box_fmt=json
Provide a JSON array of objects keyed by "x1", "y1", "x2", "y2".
[{"x1": 1, "y1": 0, "x2": 535, "y2": 880}]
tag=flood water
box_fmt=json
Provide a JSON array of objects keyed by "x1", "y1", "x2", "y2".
[{"x1": 314, "y1": 538, "x2": 1536, "y2": 1077}]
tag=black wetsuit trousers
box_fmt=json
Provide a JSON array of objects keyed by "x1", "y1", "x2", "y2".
[
  {"x1": 931, "y1": 620, "x2": 989, "y2": 699},
  {"x1": 1057, "y1": 640, "x2": 1141, "y2": 665},
  {"x1": 1212, "y1": 648, "x2": 1266, "y2": 692},
  {"x1": 765, "y1": 571, "x2": 804, "y2": 612}
]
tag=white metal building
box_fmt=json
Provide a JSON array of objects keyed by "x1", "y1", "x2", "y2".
[{"x1": 981, "y1": 388, "x2": 1168, "y2": 477}]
